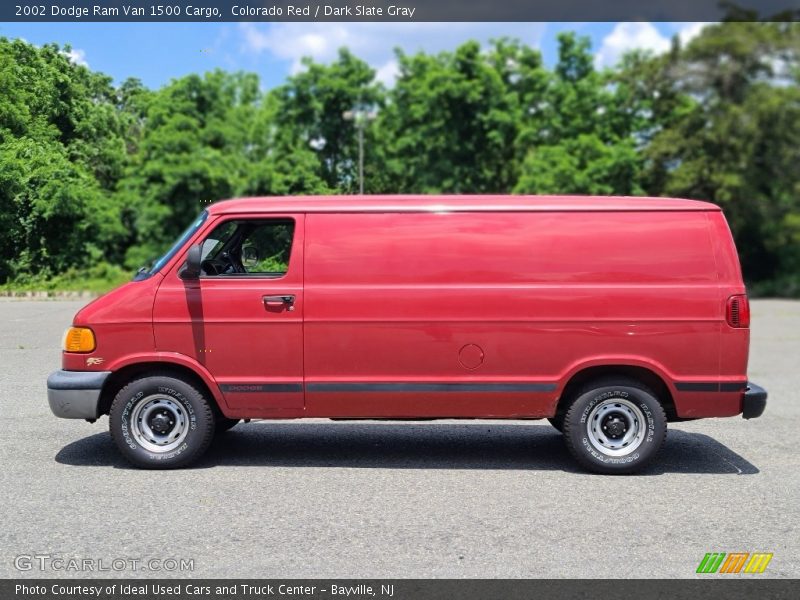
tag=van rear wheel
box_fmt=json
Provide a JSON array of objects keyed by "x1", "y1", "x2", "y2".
[
  {"x1": 562, "y1": 377, "x2": 667, "y2": 474},
  {"x1": 109, "y1": 373, "x2": 215, "y2": 469}
]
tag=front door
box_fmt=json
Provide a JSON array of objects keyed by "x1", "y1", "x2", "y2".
[{"x1": 154, "y1": 214, "x2": 304, "y2": 417}]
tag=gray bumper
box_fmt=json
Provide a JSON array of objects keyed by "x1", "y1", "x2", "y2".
[
  {"x1": 47, "y1": 370, "x2": 111, "y2": 419},
  {"x1": 742, "y1": 381, "x2": 767, "y2": 420}
]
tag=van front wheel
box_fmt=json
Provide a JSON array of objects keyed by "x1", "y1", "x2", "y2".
[
  {"x1": 562, "y1": 378, "x2": 667, "y2": 474},
  {"x1": 109, "y1": 374, "x2": 215, "y2": 469}
]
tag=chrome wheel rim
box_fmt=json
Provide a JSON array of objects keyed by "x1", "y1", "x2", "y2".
[
  {"x1": 129, "y1": 395, "x2": 189, "y2": 453},
  {"x1": 586, "y1": 397, "x2": 646, "y2": 457}
]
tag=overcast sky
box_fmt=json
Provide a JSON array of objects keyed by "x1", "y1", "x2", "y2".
[{"x1": 0, "y1": 21, "x2": 709, "y2": 89}]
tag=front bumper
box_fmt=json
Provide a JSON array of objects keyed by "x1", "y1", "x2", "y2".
[
  {"x1": 742, "y1": 381, "x2": 767, "y2": 419},
  {"x1": 47, "y1": 370, "x2": 111, "y2": 419}
]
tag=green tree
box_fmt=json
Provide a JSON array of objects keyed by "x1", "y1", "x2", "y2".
[
  {"x1": 378, "y1": 40, "x2": 524, "y2": 193},
  {"x1": 239, "y1": 92, "x2": 331, "y2": 197},
  {"x1": 270, "y1": 49, "x2": 382, "y2": 192},
  {"x1": 515, "y1": 33, "x2": 645, "y2": 195},
  {"x1": 116, "y1": 68, "x2": 334, "y2": 269},
  {"x1": 1, "y1": 26, "x2": 799, "y2": 295},
  {"x1": 0, "y1": 38, "x2": 128, "y2": 281},
  {"x1": 642, "y1": 22, "x2": 800, "y2": 288}
]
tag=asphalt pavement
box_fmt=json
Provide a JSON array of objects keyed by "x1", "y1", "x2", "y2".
[{"x1": 1, "y1": 299, "x2": 798, "y2": 578}]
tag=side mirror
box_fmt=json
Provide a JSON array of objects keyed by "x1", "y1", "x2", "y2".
[{"x1": 179, "y1": 245, "x2": 202, "y2": 280}]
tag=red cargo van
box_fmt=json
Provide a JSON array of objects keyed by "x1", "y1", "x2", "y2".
[{"x1": 48, "y1": 195, "x2": 767, "y2": 473}]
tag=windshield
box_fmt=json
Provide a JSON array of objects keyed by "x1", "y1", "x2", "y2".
[{"x1": 134, "y1": 211, "x2": 209, "y2": 280}]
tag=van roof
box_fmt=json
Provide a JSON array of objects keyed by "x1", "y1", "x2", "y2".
[{"x1": 207, "y1": 195, "x2": 720, "y2": 215}]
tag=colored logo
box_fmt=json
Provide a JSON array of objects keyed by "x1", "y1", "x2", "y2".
[
  {"x1": 86, "y1": 357, "x2": 104, "y2": 366},
  {"x1": 696, "y1": 552, "x2": 773, "y2": 574}
]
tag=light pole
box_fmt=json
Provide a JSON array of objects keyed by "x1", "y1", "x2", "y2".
[{"x1": 343, "y1": 107, "x2": 377, "y2": 195}]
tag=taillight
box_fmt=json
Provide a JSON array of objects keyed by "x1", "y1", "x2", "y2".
[{"x1": 726, "y1": 294, "x2": 750, "y2": 328}]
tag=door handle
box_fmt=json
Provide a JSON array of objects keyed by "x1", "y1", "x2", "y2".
[{"x1": 263, "y1": 295, "x2": 295, "y2": 311}]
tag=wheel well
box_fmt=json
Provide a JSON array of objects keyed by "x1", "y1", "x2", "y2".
[
  {"x1": 98, "y1": 362, "x2": 221, "y2": 417},
  {"x1": 555, "y1": 365, "x2": 677, "y2": 421}
]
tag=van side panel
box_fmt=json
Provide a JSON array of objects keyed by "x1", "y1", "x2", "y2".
[
  {"x1": 714, "y1": 211, "x2": 749, "y2": 375},
  {"x1": 303, "y1": 210, "x2": 725, "y2": 418},
  {"x1": 675, "y1": 211, "x2": 749, "y2": 418}
]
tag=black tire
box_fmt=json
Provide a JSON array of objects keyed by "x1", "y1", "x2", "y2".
[
  {"x1": 109, "y1": 373, "x2": 215, "y2": 469},
  {"x1": 562, "y1": 377, "x2": 667, "y2": 474},
  {"x1": 215, "y1": 417, "x2": 240, "y2": 434},
  {"x1": 547, "y1": 416, "x2": 564, "y2": 433}
]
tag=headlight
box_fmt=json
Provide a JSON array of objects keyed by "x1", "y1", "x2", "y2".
[{"x1": 62, "y1": 327, "x2": 96, "y2": 353}]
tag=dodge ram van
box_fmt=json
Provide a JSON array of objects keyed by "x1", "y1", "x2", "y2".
[{"x1": 47, "y1": 195, "x2": 767, "y2": 473}]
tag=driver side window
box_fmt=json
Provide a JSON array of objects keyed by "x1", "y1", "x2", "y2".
[{"x1": 200, "y1": 219, "x2": 295, "y2": 278}]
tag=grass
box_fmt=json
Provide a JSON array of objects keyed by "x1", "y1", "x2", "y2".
[{"x1": 0, "y1": 263, "x2": 131, "y2": 296}]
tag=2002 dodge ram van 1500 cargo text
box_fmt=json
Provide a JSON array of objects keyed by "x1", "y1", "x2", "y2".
[{"x1": 47, "y1": 195, "x2": 767, "y2": 473}]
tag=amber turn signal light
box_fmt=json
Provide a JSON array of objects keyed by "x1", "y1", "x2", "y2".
[{"x1": 63, "y1": 327, "x2": 96, "y2": 353}]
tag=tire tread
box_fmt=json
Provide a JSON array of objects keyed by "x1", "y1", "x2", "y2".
[
  {"x1": 109, "y1": 371, "x2": 215, "y2": 469},
  {"x1": 561, "y1": 376, "x2": 667, "y2": 474}
]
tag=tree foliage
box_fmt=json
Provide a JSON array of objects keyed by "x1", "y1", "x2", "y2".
[
  {"x1": 0, "y1": 39, "x2": 128, "y2": 281},
  {"x1": 1, "y1": 23, "x2": 799, "y2": 293}
]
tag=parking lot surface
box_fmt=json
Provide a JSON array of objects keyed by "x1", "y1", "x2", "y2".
[{"x1": 1, "y1": 299, "x2": 798, "y2": 578}]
